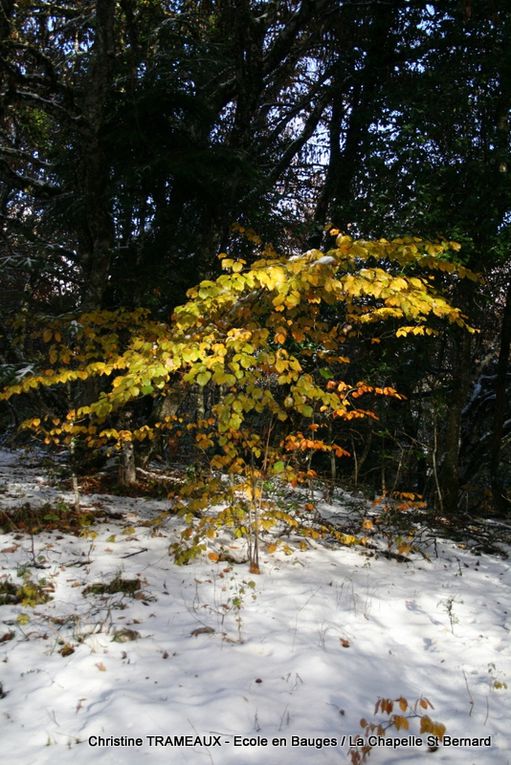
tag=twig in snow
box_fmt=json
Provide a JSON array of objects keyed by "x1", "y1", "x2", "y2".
[
  {"x1": 120, "y1": 547, "x2": 148, "y2": 559},
  {"x1": 462, "y1": 669, "x2": 474, "y2": 716}
]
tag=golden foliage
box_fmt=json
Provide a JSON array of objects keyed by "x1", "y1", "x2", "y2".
[{"x1": 1, "y1": 234, "x2": 475, "y2": 566}]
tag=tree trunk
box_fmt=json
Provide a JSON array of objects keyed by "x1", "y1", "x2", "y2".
[
  {"x1": 437, "y1": 329, "x2": 472, "y2": 515},
  {"x1": 119, "y1": 441, "x2": 137, "y2": 486},
  {"x1": 118, "y1": 411, "x2": 137, "y2": 486},
  {"x1": 330, "y1": 5, "x2": 396, "y2": 231},
  {"x1": 490, "y1": 276, "x2": 511, "y2": 512},
  {"x1": 80, "y1": 0, "x2": 116, "y2": 310}
]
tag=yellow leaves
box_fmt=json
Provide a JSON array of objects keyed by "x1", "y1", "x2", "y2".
[
  {"x1": 390, "y1": 276, "x2": 409, "y2": 291},
  {"x1": 392, "y1": 715, "x2": 409, "y2": 731},
  {"x1": 196, "y1": 370, "x2": 212, "y2": 386},
  {"x1": 396, "y1": 325, "x2": 437, "y2": 338},
  {"x1": 373, "y1": 386, "x2": 406, "y2": 400},
  {"x1": 257, "y1": 265, "x2": 286, "y2": 290},
  {"x1": 282, "y1": 433, "x2": 350, "y2": 458},
  {"x1": 339, "y1": 533, "x2": 357, "y2": 546},
  {"x1": 332, "y1": 443, "x2": 350, "y2": 458},
  {"x1": 352, "y1": 694, "x2": 446, "y2": 765},
  {"x1": 375, "y1": 698, "x2": 394, "y2": 715},
  {"x1": 213, "y1": 369, "x2": 236, "y2": 386},
  {"x1": 197, "y1": 280, "x2": 218, "y2": 299},
  {"x1": 181, "y1": 346, "x2": 200, "y2": 363},
  {"x1": 221, "y1": 257, "x2": 246, "y2": 273},
  {"x1": 196, "y1": 432, "x2": 214, "y2": 449},
  {"x1": 2, "y1": 236, "x2": 478, "y2": 575},
  {"x1": 335, "y1": 408, "x2": 378, "y2": 421},
  {"x1": 283, "y1": 290, "x2": 301, "y2": 309},
  {"x1": 396, "y1": 491, "x2": 422, "y2": 500},
  {"x1": 274, "y1": 355, "x2": 289, "y2": 374},
  {"x1": 420, "y1": 716, "x2": 446, "y2": 739},
  {"x1": 271, "y1": 290, "x2": 287, "y2": 310},
  {"x1": 341, "y1": 273, "x2": 362, "y2": 298},
  {"x1": 335, "y1": 233, "x2": 353, "y2": 248}
]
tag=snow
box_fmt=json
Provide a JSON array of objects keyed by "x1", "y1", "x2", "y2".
[
  {"x1": 313, "y1": 256, "x2": 336, "y2": 266},
  {"x1": 0, "y1": 449, "x2": 510, "y2": 765}
]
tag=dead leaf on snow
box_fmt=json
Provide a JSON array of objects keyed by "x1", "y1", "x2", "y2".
[{"x1": 190, "y1": 626, "x2": 215, "y2": 637}]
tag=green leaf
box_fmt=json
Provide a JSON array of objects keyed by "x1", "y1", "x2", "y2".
[{"x1": 196, "y1": 371, "x2": 212, "y2": 386}]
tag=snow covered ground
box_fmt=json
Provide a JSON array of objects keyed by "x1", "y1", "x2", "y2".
[{"x1": 0, "y1": 449, "x2": 510, "y2": 765}]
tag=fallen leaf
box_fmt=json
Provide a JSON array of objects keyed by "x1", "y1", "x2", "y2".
[
  {"x1": 111, "y1": 629, "x2": 140, "y2": 643},
  {"x1": 190, "y1": 626, "x2": 215, "y2": 637},
  {"x1": 1, "y1": 545, "x2": 19, "y2": 553}
]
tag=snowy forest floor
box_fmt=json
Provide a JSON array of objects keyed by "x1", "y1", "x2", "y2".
[{"x1": 0, "y1": 448, "x2": 510, "y2": 765}]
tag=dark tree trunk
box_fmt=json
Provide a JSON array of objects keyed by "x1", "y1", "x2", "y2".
[
  {"x1": 330, "y1": 5, "x2": 396, "y2": 231},
  {"x1": 490, "y1": 276, "x2": 511, "y2": 512},
  {"x1": 80, "y1": 0, "x2": 116, "y2": 310},
  {"x1": 437, "y1": 329, "x2": 472, "y2": 515}
]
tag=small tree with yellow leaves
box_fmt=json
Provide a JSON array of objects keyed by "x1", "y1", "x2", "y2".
[{"x1": 0, "y1": 233, "x2": 476, "y2": 569}]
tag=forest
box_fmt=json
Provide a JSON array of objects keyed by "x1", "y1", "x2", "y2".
[
  {"x1": 0, "y1": 2, "x2": 510, "y2": 762},
  {"x1": 0, "y1": 0, "x2": 510, "y2": 523}
]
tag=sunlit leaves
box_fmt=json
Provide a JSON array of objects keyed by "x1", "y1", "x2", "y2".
[
  {"x1": 0, "y1": 233, "x2": 476, "y2": 564},
  {"x1": 2, "y1": 235, "x2": 472, "y2": 445}
]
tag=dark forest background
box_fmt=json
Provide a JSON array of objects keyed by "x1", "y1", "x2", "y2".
[{"x1": 0, "y1": 0, "x2": 510, "y2": 517}]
